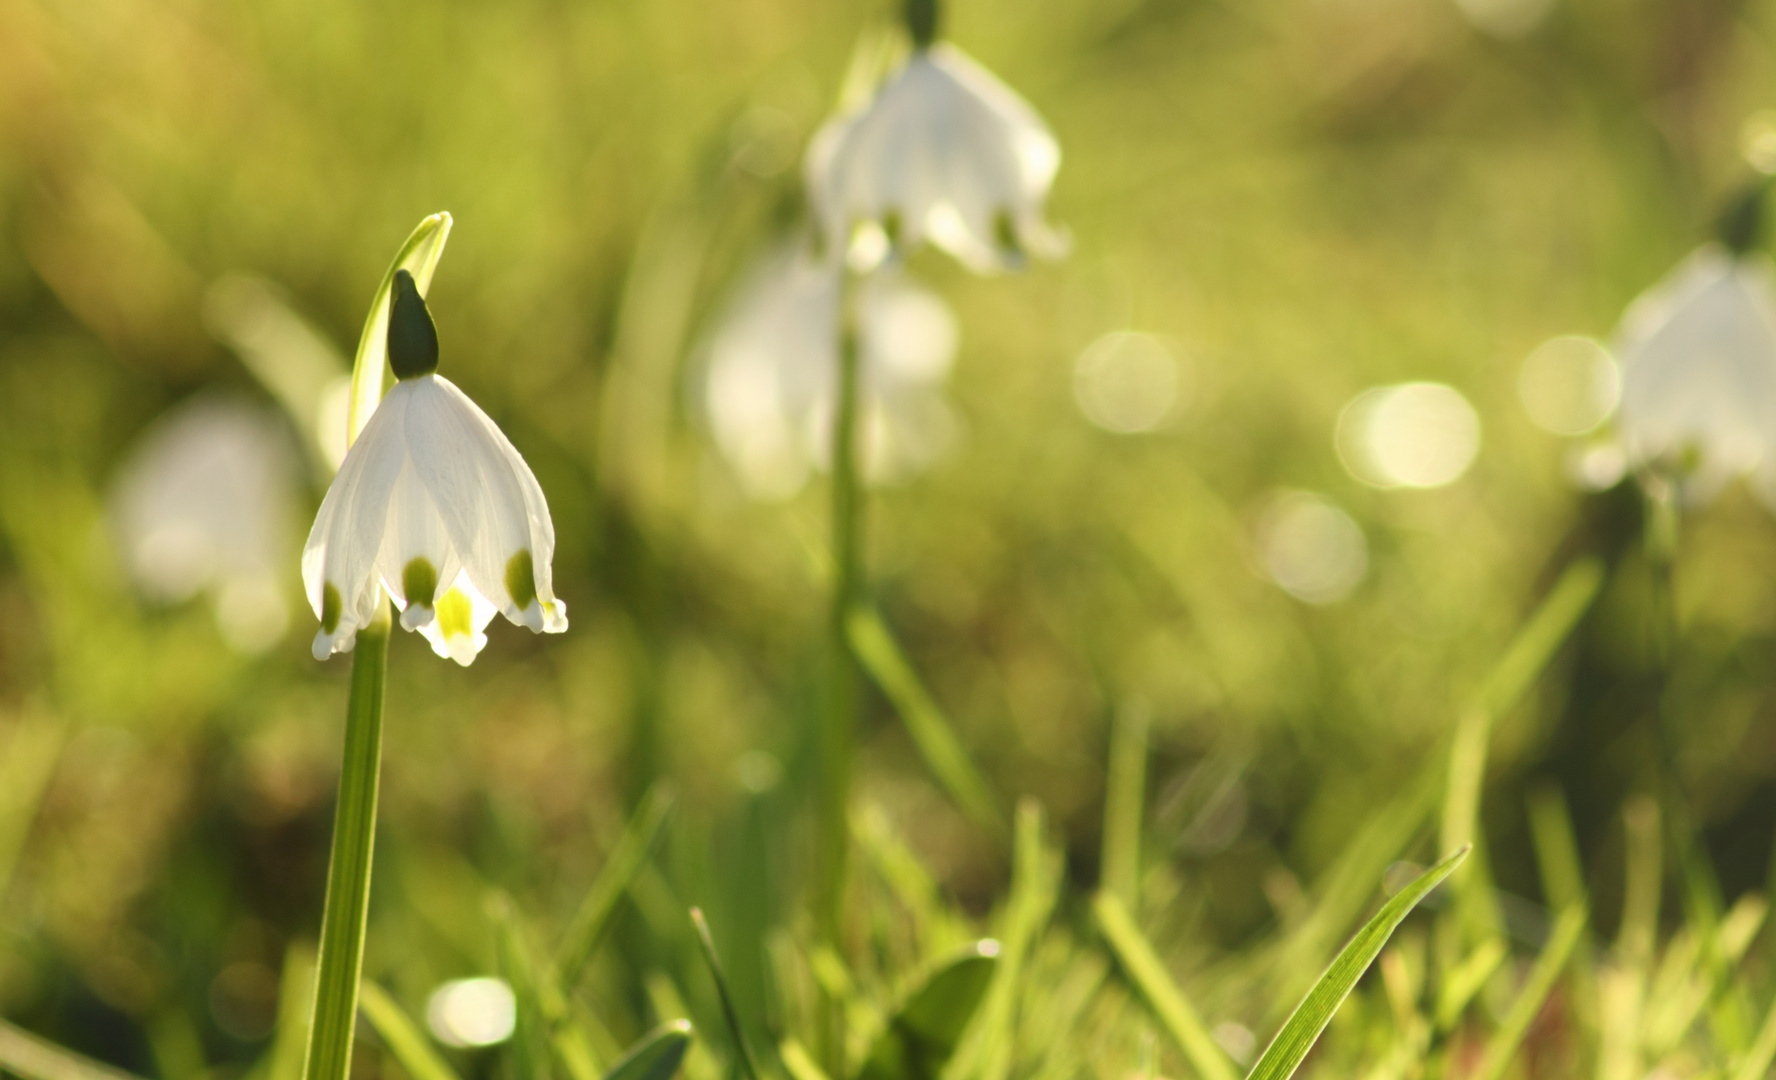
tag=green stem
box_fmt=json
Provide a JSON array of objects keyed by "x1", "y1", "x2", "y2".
[
  {"x1": 302, "y1": 606, "x2": 391, "y2": 1080},
  {"x1": 817, "y1": 276, "x2": 864, "y2": 1073}
]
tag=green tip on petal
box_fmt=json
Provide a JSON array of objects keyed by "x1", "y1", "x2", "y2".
[
  {"x1": 402, "y1": 557, "x2": 438, "y2": 609},
  {"x1": 388, "y1": 268, "x2": 440, "y2": 379},
  {"x1": 505, "y1": 550, "x2": 538, "y2": 611},
  {"x1": 321, "y1": 583, "x2": 342, "y2": 634},
  {"x1": 905, "y1": 0, "x2": 939, "y2": 47},
  {"x1": 994, "y1": 209, "x2": 1023, "y2": 259},
  {"x1": 881, "y1": 208, "x2": 904, "y2": 250}
]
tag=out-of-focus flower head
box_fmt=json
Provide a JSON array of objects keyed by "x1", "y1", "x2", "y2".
[
  {"x1": 301, "y1": 271, "x2": 566, "y2": 666},
  {"x1": 1614, "y1": 242, "x2": 1776, "y2": 506},
  {"x1": 701, "y1": 245, "x2": 959, "y2": 500},
  {"x1": 805, "y1": 0, "x2": 1063, "y2": 274},
  {"x1": 110, "y1": 396, "x2": 298, "y2": 653}
]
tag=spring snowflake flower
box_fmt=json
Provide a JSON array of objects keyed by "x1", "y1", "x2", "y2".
[
  {"x1": 302, "y1": 270, "x2": 566, "y2": 665},
  {"x1": 1614, "y1": 243, "x2": 1776, "y2": 505},
  {"x1": 806, "y1": 30, "x2": 1063, "y2": 274},
  {"x1": 701, "y1": 246, "x2": 959, "y2": 499}
]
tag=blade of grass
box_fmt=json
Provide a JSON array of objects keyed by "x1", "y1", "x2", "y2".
[
  {"x1": 554, "y1": 783, "x2": 676, "y2": 991},
  {"x1": 857, "y1": 942, "x2": 1000, "y2": 1080},
  {"x1": 604, "y1": 1020, "x2": 694, "y2": 1080},
  {"x1": 1439, "y1": 560, "x2": 1603, "y2": 947},
  {"x1": 1101, "y1": 702, "x2": 1149, "y2": 914},
  {"x1": 1731, "y1": 985, "x2": 1776, "y2": 1080},
  {"x1": 846, "y1": 606, "x2": 1006, "y2": 838},
  {"x1": 690, "y1": 907, "x2": 763, "y2": 1080},
  {"x1": 270, "y1": 942, "x2": 316, "y2": 1080},
  {"x1": 359, "y1": 981, "x2": 464, "y2": 1080},
  {"x1": 492, "y1": 891, "x2": 552, "y2": 1080},
  {"x1": 779, "y1": 1038, "x2": 832, "y2": 1080},
  {"x1": 1433, "y1": 938, "x2": 1506, "y2": 1031},
  {"x1": 1471, "y1": 904, "x2": 1588, "y2": 1080},
  {"x1": 1526, "y1": 783, "x2": 1598, "y2": 1044},
  {"x1": 1094, "y1": 890, "x2": 1240, "y2": 1080},
  {"x1": 1245, "y1": 845, "x2": 1470, "y2": 1080},
  {"x1": 0, "y1": 1020, "x2": 148, "y2": 1080},
  {"x1": 0, "y1": 710, "x2": 65, "y2": 907},
  {"x1": 956, "y1": 799, "x2": 1063, "y2": 1080},
  {"x1": 1598, "y1": 798, "x2": 1660, "y2": 1080}
]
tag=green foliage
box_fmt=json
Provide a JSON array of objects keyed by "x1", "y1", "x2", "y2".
[{"x1": 856, "y1": 942, "x2": 998, "y2": 1080}]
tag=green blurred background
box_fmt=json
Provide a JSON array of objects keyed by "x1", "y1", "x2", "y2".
[{"x1": 5, "y1": 0, "x2": 1776, "y2": 1074}]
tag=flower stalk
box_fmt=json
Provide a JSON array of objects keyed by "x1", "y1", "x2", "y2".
[
  {"x1": 817, "y1": 274, "x2": 865, "y2": 1072},
  {"x1": 301, "y1": 212, "x2": 452, "y2": 1080},
  {"x1": 302, "y1": 608, "x2": 389, "y2": 1080}
]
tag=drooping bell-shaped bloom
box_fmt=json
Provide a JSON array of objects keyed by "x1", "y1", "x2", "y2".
[
  {"x1": 701, "y1": 246, "x2": 959, "y2": 499},
  {"x1": 111, "y1": 396, "x2": 298, "y2": 653},
  {"x1": 806, "y1": 38, "x2": 1063, "y2": 274},
  {"x1": 301, "y1": 270, "x2": 566, "y2": 665},
  {"x1": 1614, "y1": 244, "x2": 1776, "y2": 505}
]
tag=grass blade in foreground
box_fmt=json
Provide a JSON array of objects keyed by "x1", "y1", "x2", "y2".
[
  {"x1": 0, "y1": 1019, "x2": 148, "y2": 1080},
  {"x1": 858, "y1": 941, "x2": 999, "y2": 1080},
  {"x1": 358, "y1": 981, "x2": 464, "y2": 1080},
  {"x1": 846, "y1": 606, "x2": 1005, "y2": 838},
  {"x1": 1245, "y1": 845, "x2": 1468, "y2": 1080},
  {"x1": 1471, "y1": 904, "x2": 1587, "y2": 1080},
  {"x1": 554, "y1": 782, "x2": 675, "y2": 991},
  {"x1": 603, "y1": 1021, "x2": 693, "y2": 1080},
  {"x1": 691, "y1": 907, "x2": 763, "y2": 1080},
  {"x1": 1095, "y1": 891, "x2": 1240, "y2": 1080}
]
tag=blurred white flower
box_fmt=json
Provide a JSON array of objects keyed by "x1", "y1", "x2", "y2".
[
  {"x1": 110, "y1": 396, "x2": 297, "y2": 654},
  {"x1": 701, "y1": 247, "x2": 959, "y2": 500},
  {"x1": 302, "y1": 271, "x2": 566, "y2": 666},
  {"x1": 1614, "y1": 244, "x2": 1776, "y2": 505},
  {"x1": 806, "y1": 43, "x2": 1063, "y2": 274}
]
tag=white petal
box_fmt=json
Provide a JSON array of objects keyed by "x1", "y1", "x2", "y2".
[{"x1": 300, "y1": 384, "x2": 411, "y2": 656}]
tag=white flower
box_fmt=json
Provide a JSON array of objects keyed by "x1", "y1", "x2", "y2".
[
  {"x1": 111, "y1": 396, "x2": 297, "y2": 654},
  {"x1": 1615, "y1": 244, "x2": 1776, "y2": 505},
  {"x1": 806, "y1": 43, "x2": 1063, "y2": 274},
  {"x1": 301, "y1": 270, "x2": 566, "y2": 665},
  {"x1": 701, "y1": 247, "x2": 959, "y2": 499}
]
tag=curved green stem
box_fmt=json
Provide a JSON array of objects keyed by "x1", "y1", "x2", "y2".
[{"x1": 302, "y1": 605, "x2": 390, "y2": 1080}]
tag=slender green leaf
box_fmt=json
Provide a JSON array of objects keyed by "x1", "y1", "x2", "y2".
[
  {"x1": 846, "y1": 606, "x2": 1005, "y2": 838},
  {"x1": 604, "y1": 1020, "x2": 693, "y2": 1080},
  {"x1": 0, "y1": 710, "x2": 65, "y2": 908},
  {"x1": 359, "y1": 981, "x2": 463, "y2": 1080},
  {"x1": 1433, "y1": 939, "x2": 1506, "y2": 1031},
  {"x1": 269, "y1": 942, "x2": 316, "y2": 1080},
  {"x1": 554, "y1": 783, "x2": 676, "y2": 991},
  {"x1": 492, "y1": 891, "x2": 553, "y2": 1080},
  {"x1": 779, "y1": 1039, "x2": 832, "y2": 1080},
  {"x1": 1094, "y1": 891, "x2": 1240, "y2": 1080},
  {"x1": 303, "y1": 614, "x2": 390, "y2": 1080},
  {"x1": 0, "y1": 1019, "x2": 148, "y2": 1080},
  {"x1": 346, "y1": 212, "x2": 453, "y2": 442},
  {"x1": 1101, "y1": 702, "x2": 1149, "y2": 912},
  {"x1": 1245, "y1": 845, "x2": 1470, "y2": 1080},
  {"x1": 690, "y1": 907, "x2": 763, "y2": 1080},
  {"x1": 1471, "y1": 905, "x2": 1587, "y2": 1080},
  {"x1": 858, "y1": 941, "x2": 1000, "y2": 1080}
]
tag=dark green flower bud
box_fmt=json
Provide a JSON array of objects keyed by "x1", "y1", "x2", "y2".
[
  {"x1": 906, "y1": 0, "x2": 939, "y2": 48},
  {"x1": 388, "y1": 268, "x2": 440, "y2": 379},
  {"x1": 1718, "y1": 176, "x2": 1773, "y2": 256}
]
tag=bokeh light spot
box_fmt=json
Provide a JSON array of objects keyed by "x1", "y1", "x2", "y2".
[
  {"x1": 426, "y1": 977, "x2": 516, "y2": 1048},
  {"x1": 1073, "y1": 331, "x2": 1182, "y2": 434},
  {"x1": 1518, "y1": 335, "x2": 1619, "y2": 436},
  {"x1": 1257, "y1": 492, "x2": 1367, "y2": 605},
  {"x1": 1336, "y1": 382, "x2": 1481, "y2": 489}
]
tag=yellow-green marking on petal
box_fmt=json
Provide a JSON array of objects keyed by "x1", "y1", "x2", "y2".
[
  {"x1": 402, "y1": 557, "x2": 439, "y2": 608},
  {"x1": 322, "y1": 583, "x2": 342, "y2": 634},
  {"x1": 505, "y1": 550, "x2": 537, "y2": 610},
  {"x1": 994, "y1": 208, "x2": 1021, "y2": 257},
  {"x1": 436, "y1": 587, "x2": 474, "y2": 641}
]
